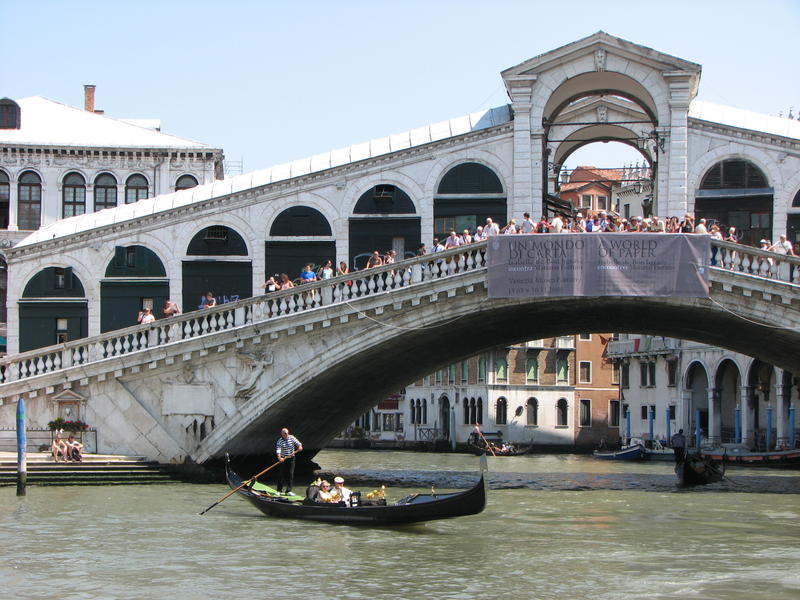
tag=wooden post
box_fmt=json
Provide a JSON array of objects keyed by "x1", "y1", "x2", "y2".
[{"x1": 16, "y1": 397, "x2": 27, "y2": 496}]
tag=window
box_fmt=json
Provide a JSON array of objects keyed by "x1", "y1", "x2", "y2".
[
  {"x1": 94, "y1": 173, "x2": 117, "y2": 211},
  {"x1": 700, "y1": 159, "x2": 768, "y2": 189},
  {"x1": 580, "y1": 399, "x2": 591, "y2": 427},
  {"x1": 579, "y1": 361, "x2": 592, "y2": 384},
  {"x1": 556, "y1": 357, "x2": 569, "y2": 384},
  {"x1": 463, "y1": 399, "x2": 470, "y2": 425},
  {"x1": 667, "y1": 360, "x2": 677, "y2": 387},
  {"x1": 0, "y1": 170, "x2": 8, "y2": 229},
  {"x1": 175, "y1": 174, "x2": 198, "y2": 191},
  {"x1": 55, "y1": 318, "x2": 68, "y2": 344},
  {"x1": 621, "y1": 363, "x2": 629, "y2": 388},
  {"x1": 597, "y1": 195, "x2": 608, "y2": 210},
  {"x1": 556, "y1": 398, "x2": 568, "y2": 427},
  {"x1": 62, "y1": 172, "x2": 86, "y2": 218},
  {"x1": 18, "y1": 170, "x2": 42, "y2": 230},
  {"x1": 640, "y1": 405, "x2": 648, "y2": 420},
  {"x1": 526, "y1": 398, "x2": 538, "y2": 426},
  {"x1": 476, "y1": 398, "x2": 483, "y2": 424},
  {"x1": 641, "y1": 405, "x2": 655, "y2": 420},
  {"x1": 648, "y1": 362, "x2": 656, "y2": 387},
  {"x1": 525, "y1": 357, "x2": 538, "y2": 383},
  {"x1": 435, "y1": 370, "x2": 442, "y2": 385},
  {"x1": 466, "y1": 398, "x2": 481, "y2": 425},
  {"x1": 611, "y1": 362, "x2": 620, "y2": 385},
  {"x1": 478, "y1": 357, "x2": 487, "y2": 383},
  {"x1": 609, "y1": 399, "x2": 620, "y2": 427},
  {"x1": 382, "y1": 413, "x2": 395, "y2": 431},
  {"x1": 580, "y1": 194, "x2": 592, "y2": 209},
  {"x1": 639, "y1": 362, "x2": 648, "y2": 387},
  {"x1": 125, "y1": 174, "x2": 149, "y2": 204},
  {"x1": 639, "y1": 361, "x2": 656, "y2": 387},
  {"x1": 54, "y1": 268, "x2": 66, "y2": 289},
  {"x1": 495, "y1": 397, "x2": 507, "y2": 425},
  {"x1": 579, "y1": 333, "x2": 591, "y2": 341},
  {"x1": 448, "y1": 364, "x2": 456, "y2": 385},
  {"x1": 461, "y1": 360, "x2": 469, "y2": 384},
  {"x1": 495, "y1": 357, "x2": 507, "y2": 382},
  {"x1": 0, "y1": 99, "x2": 21, "y2": 129},
  {"x1": 423, "y1": 375, "x2": 430, "y2": 387},
  {"x1": 668, "y1": 405, "x2": 676, "y2": 421}
]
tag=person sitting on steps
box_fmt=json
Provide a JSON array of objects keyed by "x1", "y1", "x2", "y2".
[
  {"x1": 51, "y1": 433, "x2": 68, "y2": 462},
  {"x1": 65, "y1": 435, "x2": 83, "y2": 462}
]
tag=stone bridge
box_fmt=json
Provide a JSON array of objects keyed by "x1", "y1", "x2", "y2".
[{"x1": 0, "y1": 239, "x2": 797, "y2": 464}]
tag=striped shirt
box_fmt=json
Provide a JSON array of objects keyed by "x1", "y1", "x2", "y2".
[{"x1": 276, "y1": 435, "x2": 301, "y2": 457}]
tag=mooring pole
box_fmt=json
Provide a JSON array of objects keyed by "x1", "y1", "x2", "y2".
[{"x1": 17, "y1": 397, "x2": 27, "y2": 496}]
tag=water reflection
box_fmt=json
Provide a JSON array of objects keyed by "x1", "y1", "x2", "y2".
[{"x1": 1, "y1": 450, "x2": 798, "y2": 599}]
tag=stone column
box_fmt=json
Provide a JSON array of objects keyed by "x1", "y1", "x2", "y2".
[
  {"x1": 662, "y1": 72, "x2": 693, "y2": 218},
  {"x1": 740, "y1": 385, "x2": 755, "y2": 448},
  {"x1": 7, "y1": 176, "x2": 18, "y2": 230},
  {"x1": 506, "y1": 80, "x2": 535, "y2": 222},
  {"x1": 681, "y1": 391, "x2": 693, "y2": 440},
  {"x1": 775, "y1": 374, "x2": 789, "y2": 448},
  {"x1": 708, "y1": 387, "x2": 722, "y2": 446}
]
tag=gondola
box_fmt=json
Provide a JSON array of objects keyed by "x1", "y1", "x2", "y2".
[
  {"x1": 675, "y1": 453, "x2": 725, "y2": 487},
  {"x1": 225, "y1": 458, "x2": 487, "y2": 525},
  {"x1": 701, "y1": 446, "x2": 800, "y2": 467},
  {"x1": 468, "y1": 441, "x2": 532, "y2": 456}
]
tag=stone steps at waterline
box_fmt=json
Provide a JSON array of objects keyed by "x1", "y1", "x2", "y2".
[{"x1": 0, "y1": 453, "x2": 177, "y2": 486}]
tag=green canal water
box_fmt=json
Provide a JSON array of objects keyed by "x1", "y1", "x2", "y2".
[{"x1": 2, "y1": 450, "x2": 799, "y2": 599}]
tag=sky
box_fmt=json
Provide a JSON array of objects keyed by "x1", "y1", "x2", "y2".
[{"x1": 2, "y1": 0, "x2": 799, "y2": 174}]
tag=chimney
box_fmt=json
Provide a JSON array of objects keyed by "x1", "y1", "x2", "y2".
[{"x1": 84, "y1": 85, "x2": 96, "y2": 112}]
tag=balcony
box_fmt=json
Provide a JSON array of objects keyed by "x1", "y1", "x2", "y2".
[{"x1": 606, "y1": 336, "x2": 681, "y2": 358}]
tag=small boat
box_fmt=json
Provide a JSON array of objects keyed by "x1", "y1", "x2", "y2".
[
  {"x1": 676, "y1": 453, "x2": 725, "y2": 487},
  {"x1": 701, "y1": 446, "x2": 800, "y2": 467},
  {"x1": 593, "y1": 443, "x2": 645, "y2": 461},
  {"x1": 225, "y1": 458, "x2": 487, "y2": 525},
  {"x1": 468, "y1": 441, "x2": 532, "y2": 456}
]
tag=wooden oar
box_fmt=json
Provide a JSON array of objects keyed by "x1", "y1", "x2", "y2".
[
  {"x1": 199, "y1": 458, "x2": 284, "y2": 515},
  {"x1": 475, "y1": 427, "x2": 496, "y2": 457}
]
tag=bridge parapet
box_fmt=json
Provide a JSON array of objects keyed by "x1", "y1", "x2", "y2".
[
  {"x1": 0, "y1": 238, "x2": 797, "y2": 399},
  {"x1": 0, "y1": 242, "x2": 489, "y2": 395}
]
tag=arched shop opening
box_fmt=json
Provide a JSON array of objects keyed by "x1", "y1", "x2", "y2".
[
  {"x1": 349, "y1": 185, "x2": 420, "y2": 270},
  {"x1": 101, "y1": 245, "x2": 169, "y2": 332},
  {"x1": 695, "y1": 159, "x2": 772, "y2": 246},
  {"x1": 183, "y1": 226, "x2": 252, "y2": 311},
  {"x1": 434, "y1": 163, "x2": 505, "y2": 241},
  {"x1": 19, "y1": 267, "x2": 87, "y2": 352},
  {"x1": 685, "y1": 362, "x2": 709, "y2": 440},
  {"x1": 787, "y1": 189, "x2": 800, "y2": 250},
  {"x1": 266, "y1": 206, "x2": 335, "y2": 281}
]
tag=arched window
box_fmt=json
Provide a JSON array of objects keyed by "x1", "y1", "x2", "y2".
[
  {"x1": 496, "y1": 397, "x2": 508, "y2": 425},
  {"x1": 463, "y1": 399, "x2": 470, "y2": 425},
  {"x1": 125, "y1": 174, "x2": 149, "y2": 204},
  {"x1": 94, "y1": 173, "x2": 117, "y2": 211},
  {"x1": 62, "y1": 172, "x2": 86, "y2": 218},
  {"x1": 354, "y1": 184, "x2": 416, "y2": 214},
  {"x1": 0, "y1": 99, "x2": 21, "y2": 129},
  {"x1": 270, "y1": 206, "x2": 332, "y2": 236},
  {"x1": 526, "y1": 357, "x2": 539, "y2": 383},
  {"x1": 0, "y1": 170, "x2": 9, "y2": 229},
  {"x1": 700, "y1": 159, "x2": 768, "y2": 189},
  {"x1": 556, "y1": 398, "x2": 569, "y2": 427},
  {"x1": 469, "y1": 398, "x2": 477, "y2": 425},
  {"x1": 18, "y1": 170, "x2": 42, "y2": 230},
  {"x1": 793, "y1": 189, "x2": 800, "y2": 208},
  {"x1": 527, "y1": 398, "x2": 539, "y2": 426},
  {"x1": 175, "y1": 174, "x2": 198, "y2": 191},
  {"x1": 422, "y1": 399, "x2": 427, "y2": 424},
  {"x1": 435, "y1": 162, "x2": 506, "y2": 240},
  {"x1": 187, "y1": 226, "x2": 248, "y2": 255},
  {"x1": 477, "y1": 398, "x2": 483, "y2": 425}
]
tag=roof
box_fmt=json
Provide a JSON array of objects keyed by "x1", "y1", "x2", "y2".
[
  {"x1": 15, "y1": 104, "x2": 512, "y2": 248},
  {"x1": 689, "y1": 99, "x2": 800, "y2": 140},
  {"x1": 0, "y1": 96, "x2": 213, "y2": 149}
]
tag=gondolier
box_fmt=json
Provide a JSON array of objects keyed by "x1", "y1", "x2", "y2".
[{"x1": 275, "y1": 427, "x2": 302, "y2": 495}]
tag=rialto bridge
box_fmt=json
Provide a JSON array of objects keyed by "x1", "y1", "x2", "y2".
[
  {"x1": 0, "y1": 241, "x2": 797, "y2": 463},
  {"x1": 2, "y1": 32, "x2": 800, "y2": 463}
]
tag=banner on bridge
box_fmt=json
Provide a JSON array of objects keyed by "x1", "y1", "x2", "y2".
[{"x1": 486, "y1": 234, "x2": 710, "y2": 298}]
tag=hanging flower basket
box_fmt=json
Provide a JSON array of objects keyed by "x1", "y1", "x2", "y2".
[{"x1": 47, "y1": 417, "x2": 89, "y2": 432}]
